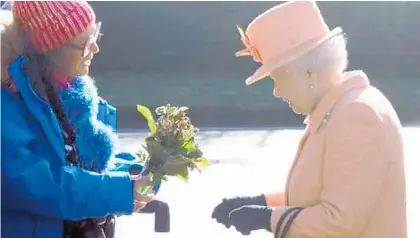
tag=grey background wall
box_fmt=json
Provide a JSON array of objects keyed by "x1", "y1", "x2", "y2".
[{"x1": 88, "y1": 1, "x2": 420, "y2": 128}]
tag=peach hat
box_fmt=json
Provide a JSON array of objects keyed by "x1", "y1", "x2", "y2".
[{"x1": 235, "y1": 1, "x2": 343, "y2": 85}]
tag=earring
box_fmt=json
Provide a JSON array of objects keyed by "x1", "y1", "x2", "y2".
[
  {"x1": 306, "y1": 70, "x2": 313, "y2": 78},
  {"x1": 309, "y1": 85, "x2": 314, "y2": 89}
]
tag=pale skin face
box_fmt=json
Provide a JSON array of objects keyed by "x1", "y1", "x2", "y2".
[
  {"x1": 270, "y1": 67, "x2": 337, "y2": 115},
  {"x1": 48, "y1": 23, "x2": 101, "y2": 79}
]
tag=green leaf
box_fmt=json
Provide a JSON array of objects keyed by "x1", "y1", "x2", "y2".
[
  {"x1": 135, "y1": 150, "x2": 149, "y2": 163},
  {"x1": 183, "y1": 141, "x2": 197, "y2": 153},
  {"x1": 137, "y1": 104, "x2": 209, "y2": 183},
  {"x1": 167, "y1": 105, "x2": 177, "y2": 115},
  {"x1": 177, "y1": 168, "x2": 189, "y2": 182},
  {"x1": 155, "y1": 106, "x2": 167, "y2": 116},
  {"x1": 196, "y1": 158, "x2": 209, "y2": 168},
  {"x1": 136, "y1": 105, "x2": 157, "y2": 134},
  {"x1": 186, "y1": 149, "x2": 203, "y2": 158}
]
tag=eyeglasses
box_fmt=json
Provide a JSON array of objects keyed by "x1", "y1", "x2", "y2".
[{"x1": 67, "y1": 22, "x2": 102, "y2": 57}]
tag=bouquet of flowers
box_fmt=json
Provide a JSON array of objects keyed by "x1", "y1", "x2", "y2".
[{"x1": 135, "y1": 104, "x2": 209, "y2": 193}]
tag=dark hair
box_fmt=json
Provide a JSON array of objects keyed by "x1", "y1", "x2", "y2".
[
  {"x1": 24, "y1": 53, "x2": 61, "y2": 113},
  {"x1": 23, "y1": 51, "x2": 77, "y2": 163}
]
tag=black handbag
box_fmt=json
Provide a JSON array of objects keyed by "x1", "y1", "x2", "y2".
[{"x1": 63, "y1": 216, "x2": 115, "y2": 238}]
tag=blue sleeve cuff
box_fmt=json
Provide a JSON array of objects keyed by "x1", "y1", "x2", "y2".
[
  {"x1": 112, "y1": 153, "x2": 162, "y2": 194},
  {"x1": 107, "y1": 171, "x2": 134, "y2": 215},
  {"x1": 111, "y1": 152, "x2": 145, "y2": 174},
  {"x1": 85, "y1": 171, "x2": 134, "y2": 216}
]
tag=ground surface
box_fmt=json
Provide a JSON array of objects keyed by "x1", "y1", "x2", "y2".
[{"x1": 114, "y1": 127, "x2": 419, "y2": 238}]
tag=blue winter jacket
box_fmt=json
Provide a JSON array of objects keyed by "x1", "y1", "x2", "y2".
[{"x1": 1, "y1": 56, "x2": 142, "y2": 238}]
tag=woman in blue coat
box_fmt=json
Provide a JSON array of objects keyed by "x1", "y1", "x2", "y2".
[{"x1": 1, "y1": 2, "x2": 158, "y2": 237}]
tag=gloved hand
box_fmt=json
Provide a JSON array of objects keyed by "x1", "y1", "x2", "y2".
[
  {"x1": 116, "y1": 152, "x2": 162, "y2": 193},
  {"x1": 211, "y1": 194, "x2": 266, "y2": 228},
  {"x1": 228, "y1": 205, "x2": 272, "y2": 235}
]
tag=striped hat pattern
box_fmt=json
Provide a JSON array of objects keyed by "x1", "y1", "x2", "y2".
[{"x1": 13, "y1": 1, "x2": 95, "y2": 53}]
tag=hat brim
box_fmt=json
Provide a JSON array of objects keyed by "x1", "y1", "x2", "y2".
[{"x1": 245, "y1": 27, "x2": 343, "y2": 85}]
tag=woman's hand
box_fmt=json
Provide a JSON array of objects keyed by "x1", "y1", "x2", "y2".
[
  {"x1": 131, "y1": 174, "x2": 155, "y2": 213},
  {"x1": 228, "y1": 205, "x2": 272, "y2": 235},
  {"x1": 211, "y1": 194, "x2": 266, "y2": 228}
]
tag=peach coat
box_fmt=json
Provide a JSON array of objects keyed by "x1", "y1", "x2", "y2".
[{"x1": 265, "y1": 71, "x2": 407, "y2": 238}]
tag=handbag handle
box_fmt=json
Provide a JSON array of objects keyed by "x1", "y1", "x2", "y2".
[{"x1": 274, "y1": 207, "x2": 303, "y2": 238}]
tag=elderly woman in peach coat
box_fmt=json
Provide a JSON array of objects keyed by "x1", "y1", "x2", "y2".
[{"x1": 211, "y1": 1, "x2": 407, "y2": 238}]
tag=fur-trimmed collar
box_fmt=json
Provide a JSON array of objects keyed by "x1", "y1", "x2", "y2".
[{"x1": 59, "y1": 76, "x2": 118, "y2": 171}]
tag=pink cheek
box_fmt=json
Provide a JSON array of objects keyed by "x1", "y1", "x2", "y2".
[{"x1": 55, "y1": 80, "x2": 71, "y2": 88}]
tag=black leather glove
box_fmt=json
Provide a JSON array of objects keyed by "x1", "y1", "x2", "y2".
[
  {"x1": 228, "y1": 205, "x2": 272, "y2": 235},
  {"x1": 211, "y1": 194, "x2": 266, "y2": 228}
]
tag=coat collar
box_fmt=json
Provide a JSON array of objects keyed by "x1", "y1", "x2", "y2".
[
  {"x1": 8, "y1": 56, "x2": 66, "y2": 162},
  {"x1": 304, "y1": 70, "x2": 370, "y2": 134}
]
